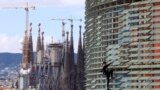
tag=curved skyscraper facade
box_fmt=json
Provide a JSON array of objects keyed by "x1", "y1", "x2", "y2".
[{"x1": 85, "y1": 0, "x2": 160, "y2": 90}]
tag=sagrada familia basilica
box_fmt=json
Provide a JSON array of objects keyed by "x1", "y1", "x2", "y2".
[{"x1": 17, "y1": 22, "x2": 85, "y2": 90}]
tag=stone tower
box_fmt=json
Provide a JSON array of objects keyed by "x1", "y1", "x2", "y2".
[
  {"x1": 36, "y1": 23, "x2": 42, "y2": 64},
  {"x1": 63, "y1": 32, "x2": 71, "y2": 90},
  {"x1": 77, "y1": 25, "x2": 85, "y2": 90},
  {"x1": 41, "y1": 32, "x2": 45, "y2": 57},
  {"x1": 28, "y1": 23, "x2": 37, "y2": 88},
  {"x1": 19, "y1": 30, "x2": 31, "y2": 90},
  {"x1": 28, "y1": 23, "x2": 34, "y2": 65},
  {"x1": 23, "y1": 30, "x2": 29, "y2": 66},
  {"x1": 69, "y1": 24, "x2": 76, "y2": 90}
]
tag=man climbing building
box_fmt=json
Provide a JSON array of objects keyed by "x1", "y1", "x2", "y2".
[{"x1": 101, "y1": 61, "x2": 114, "y2": 90}]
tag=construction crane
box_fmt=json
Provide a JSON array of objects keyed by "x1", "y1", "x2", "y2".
[
  {"x1": 51, "y1": 18, "x2": 66, "y2": 42},
  {"x1": 51, "y1": 18, "x2": 81, "y2": 40},
  {"x1": 67, "y1": 18, "x2": 82, "y2": 25},
  {"x1": 4, "y1": 2, "x2": 35, "y2": 31},
  {"x1": 67, "y1": 18, "x2": 82, "y2": 38},
  {"x1": 52, "y1": 18, "x2": 82, "y2": 39}
]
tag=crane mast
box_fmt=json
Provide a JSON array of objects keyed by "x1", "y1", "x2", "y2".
[
  {"x1": 25, "y1": 3, "x2": 29, "y2": 31},
  {"x1": 52, "y1": 19, "x2": 66, "y2": 43},
  {"x1": 67, "y1": 18, "x2": 82, "y2": 25},
  {"x1": 52, "y1": 18, "x2": 82, "y2": 42},
  {"x1": 4, "y1": 2, "x2": 35, "y2": 31},
  {"x1": 24, "y1": 2, "x2": 35, "y2": 31}
]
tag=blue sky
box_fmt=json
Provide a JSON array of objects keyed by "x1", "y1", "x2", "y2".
[{"x1": 0, "y1": 0, "x2": 85, "y2": 53}]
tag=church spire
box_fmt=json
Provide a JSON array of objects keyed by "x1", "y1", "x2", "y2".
[
  {"x1": 41, "y1": 31, "x2": 44, "y2": 57},
  {"x1": 77, "y1": 25, "x2": 85, "y2": 90},
  {"x1": 41, "y1": 32, "x2": 44, "y2": 50},
  {"x1": 78, "y1": 25, "x2": 82, "y2": 51},
  {"x1": 28, "y1": 23, "x2": 34, "y2": 64},
  {"x1": 22, "y1": 30, "x2": 29, "y2": 68},
  {"x1": 66, "y1": 32, "x2": 69, "y2": 49},
  {"x1": 63, "y1": 31, "x2": 70, "y2": 90},
  {"x1": 36, "y1": 23, "x2": 42, "y2": 52},
  {"x1": 69, "y1": 24, "x2": 76, "y2": 90},
  {"x1": 70, "y1": 24, "x2": 74, "y2": 68},
  {"x1": 36, "y1": 23, "x2": 43, "y2": 64}
]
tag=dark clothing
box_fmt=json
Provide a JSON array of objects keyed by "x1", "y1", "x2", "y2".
[
  {"x1": 102, "y1": 64, "x2": 110, "y2": 76},
  {"x1": 101, "y1": 63, "x2": 113, "y2": 90},
  {"x1": 110, "y1": 69, "x2": 113, "y2": 78}
]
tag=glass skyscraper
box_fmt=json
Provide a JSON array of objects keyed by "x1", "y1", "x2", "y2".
[{"x1": 85, "y1": 0, "x2": 160, "y2": 89}]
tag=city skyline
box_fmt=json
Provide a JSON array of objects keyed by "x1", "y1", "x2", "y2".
[{"x1": 0, "y1": 0, "x2": 85, "y2": 53}]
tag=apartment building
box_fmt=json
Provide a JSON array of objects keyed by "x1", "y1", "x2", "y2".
[{"x1": 85, "y1": 0, "x2": 160, "y2": 89}]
